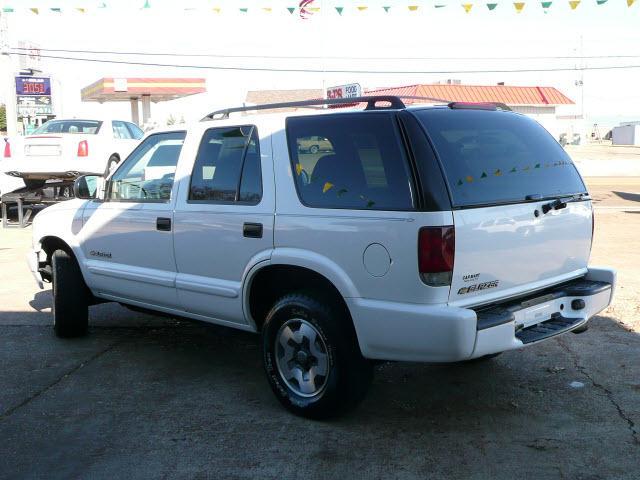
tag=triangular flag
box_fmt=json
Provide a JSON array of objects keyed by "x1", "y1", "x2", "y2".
[
  {"x1": 466, "y1": 175, "x2": 474, "y2": 183},
  {"x1": 486, "y1": 3, "x2": 498, "y2": 9},
  {"x1": 262, "y1": 7, "x2": 272, "y2": 12},
  {"x1": 494, "y1": 169, "x2": 502, "y2": 176},
  {"x1": 212, "y1": 7, "x2": 221, "y2": 13},
  {"x1": 462, "y1": 3, "x2": 473, "y2": 12},
  {"x1": 568, "y1": 0, "x2": 580, "y2": 9},
  {"x1": 435, "y1": 3, "x2": 447, "y2": 7},
  {"x1": 513, "y1": 2, "x2": 525, "y2": 12},
  {"x1": 596, "y1": 0, "x2": 607, "y2": 3},
  {"x1": 541, "y1": 1, "x2": 552, "y2": 7},
  {"x1": 335, "y1": 6, "x2": 343, "y2": 14},
  {"x1": 357, "y1": 6, "x2": 368, "y2": 11},
  {"x1": 480, "y1": 172, "x2": 488, "y2": 178},
  {"x1": 30, "y1": 8, "x2": 39, "y2": 14},
  {"x1": 76, "y1": 7, "x2": 86, "y2": 13},
  {"x1": 382, "y1": 6, "x2": 391, "y2": 12},
  {"x1": 239, "y1": 7, "x2": 248, "y2": 13},
  {"x1": 142, "y1": 0, "x2": 150, "y2": 8},
  {"x1": 408, "y1": 5, "x2": 419, "y2": 11},
  {"x1": 287, "y1": 7, "x2": 296, "y2": 14},
  {"x1": 50, "y1": 7, "x2": 62, "y2": 12},
  {"x1": 627, "y1": 0, "x2": 635, "y2": 6},
  {"x1": 457, "y1": 180, "x2": 463, "y2": 186}
]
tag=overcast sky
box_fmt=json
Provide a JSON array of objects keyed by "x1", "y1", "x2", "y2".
[{"x1": 2, "y1": 0, "x2": 639, "y2": 126}]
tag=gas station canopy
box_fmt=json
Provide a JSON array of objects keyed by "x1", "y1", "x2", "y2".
[{"x1": 81, "y1": 77, "x2": 207, "y2": 124}]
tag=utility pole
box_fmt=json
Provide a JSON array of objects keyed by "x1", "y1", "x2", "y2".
[{"x1": 0, "y1": 9, "x2": 18, "y2": 136}]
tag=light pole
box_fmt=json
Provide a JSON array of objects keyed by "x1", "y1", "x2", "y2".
[{"x1": 0, "y1": 9, "x2": 18, "y2": 137}]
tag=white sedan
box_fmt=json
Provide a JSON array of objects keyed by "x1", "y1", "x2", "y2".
[{"x1": 3, "y1": 118, "x2": 143, "y2": 190}]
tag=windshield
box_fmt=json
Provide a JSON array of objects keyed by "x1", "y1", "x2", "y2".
[
  {"x1": 33, "y1": 120, "x2": 102, "y2": 135},
  {"x1": 414, "y1": 109, "x2": 587, "y2": 208}
]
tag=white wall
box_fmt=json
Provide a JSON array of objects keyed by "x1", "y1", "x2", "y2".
[{"x1": 612, "y1": 125, "x2": 640, "y2": 146}]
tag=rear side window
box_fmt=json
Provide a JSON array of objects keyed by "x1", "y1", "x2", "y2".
[
  {"x1": 286, "y1": 113, "x2": 414, "y2": 210},
  {"x1": 414, "y1": 109, "x2": 587, "y2": 207},
  {"x1": 188, "y1": 126, "x2": 262, "y2": 205}
]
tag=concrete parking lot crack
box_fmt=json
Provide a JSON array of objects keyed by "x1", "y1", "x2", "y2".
[
  {"x1": 556, "y1": 337, "x2": 639, "y2": 447},
  {"x1": 0, "y1": 341, "x2": 120, "y2": 420}
]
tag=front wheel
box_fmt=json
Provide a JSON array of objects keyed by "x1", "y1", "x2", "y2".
[
  {"x1": 52, "y1": 250, "x2": 90, "y2": 338},
  {"x1": 262, "y1": 292, "x2": 372, "y2": 419}
]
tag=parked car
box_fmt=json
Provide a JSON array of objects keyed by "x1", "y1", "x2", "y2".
[
  {"x1": 4, "y1": 118, "x2": 143, "y2": 190},
  {"x1": 28, "y1": 97, "x2": 615, "y2": 419}
]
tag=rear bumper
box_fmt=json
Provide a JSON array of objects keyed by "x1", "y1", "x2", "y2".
[{"x1": 348, "y1": 267, "x2": 616, "y2": 362}]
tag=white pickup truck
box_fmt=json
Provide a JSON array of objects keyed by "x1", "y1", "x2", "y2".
[
  {"x1": 4, "y1": 118, "x2": 143, "y2": 190},
  {"x1": 28, "y1": 97, "x2": 615, "y2": 418}
]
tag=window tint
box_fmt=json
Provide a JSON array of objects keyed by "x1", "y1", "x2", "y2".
[
  {"x1": 286, "y1": 113, "x2": 414, "y2": 210},
  {"x1": 107, "y1": 131, "x2": 185, "y2": 202},
  {"x1": 189, "y1": 126, "x2": 262, "y2": 204},
  {"x1": 112, "y1": 121, "x2": 133, "y2": 139},
  {"x1": 414, "y1": 109, "x2": 587, "y2": 207},
  {"x1": 126, "y1": 122, "x2": 144, "y2": 139}
]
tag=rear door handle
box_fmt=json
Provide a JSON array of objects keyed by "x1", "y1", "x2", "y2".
[
  {"x1": 156, "y1": 217, "x2": 171, "y2": 231},
  {"x1": 243, "y1": 222, "x2": 263, "y2": 238}
]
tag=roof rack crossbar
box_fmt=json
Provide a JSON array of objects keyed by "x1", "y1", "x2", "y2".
[{"x1": 201, "y1": 95, "x2": 407, "y2": 121}]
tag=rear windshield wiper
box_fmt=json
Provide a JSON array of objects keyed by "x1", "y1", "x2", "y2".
[{"x1": 541, "y1": 193, "x2": 590, "y2": 214}]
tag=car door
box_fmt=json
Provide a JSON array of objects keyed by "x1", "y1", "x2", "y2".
[
  {"x1": 172, "y1": 124, "x2": 275, "y2": 326},
  {"x1": 80, "y1": 130, "x2": 187, "y2": 309}
]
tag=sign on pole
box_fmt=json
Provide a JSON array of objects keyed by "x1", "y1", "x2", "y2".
[{"x1": 326, "y1": 83, "x2": 362, "y2": 99}]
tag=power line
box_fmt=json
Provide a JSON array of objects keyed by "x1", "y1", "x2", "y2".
[
  {"x1": 9, "y1": 46, "x2": 640, "y2": 62},
  {"x1": 9, "y1": 51, "x2": 640, "y2": 74}
]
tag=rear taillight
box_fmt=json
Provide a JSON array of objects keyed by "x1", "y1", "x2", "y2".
[
  {"x1": 77, "y1": 140, "x2": 89, "y2": 157},
  {"x1": 418, "y1": 226, "x2": 455, "y2": 286},
  {"x1": 3, "y1": 140, "x2": 10, "y2": 158}
]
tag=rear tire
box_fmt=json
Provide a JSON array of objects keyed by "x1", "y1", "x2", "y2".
[
  {"x1": 262, "y1": 291, "x2": 372, "y2": 419},
  {"x1": 52, "y1": 250, "x2": 90, "y2": 338}
]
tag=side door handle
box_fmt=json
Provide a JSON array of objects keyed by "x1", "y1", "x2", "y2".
[
  {"x1": 243, "y1": 222, "x2": 263, "y2": 239},
  {"x1": 156, "y1": 217, "x2": 172, "y2": 231}
]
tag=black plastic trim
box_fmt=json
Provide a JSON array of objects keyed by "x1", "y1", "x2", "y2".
[
  {"x1": 475, "y1": 278, "x2": 611, "y2": 331},
  {"x1": 516, "y1": 315, "x2": 584, "y2": 344}
]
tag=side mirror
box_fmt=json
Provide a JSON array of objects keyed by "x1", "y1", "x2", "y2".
[{"x1": 73, "y1": 174, "x2": 104, "y2": 200}]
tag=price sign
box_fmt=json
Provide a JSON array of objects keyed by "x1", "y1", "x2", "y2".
[{"x1": 16, "y1": 77, "x2": 51, "y2": 96}]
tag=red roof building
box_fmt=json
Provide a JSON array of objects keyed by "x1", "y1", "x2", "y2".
[{"x1": 365, "y1": 83, "x2": 574, "y2": 106}]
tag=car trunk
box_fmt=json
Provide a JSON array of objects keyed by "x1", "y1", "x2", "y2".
[
  {"x1": 412, "y1": 107, "x2": 592, "y2": 307},
  {"x1": 21, "y1": 134, "x2": 94, "y2": 175}
]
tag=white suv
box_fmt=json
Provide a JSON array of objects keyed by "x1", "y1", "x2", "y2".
[{"x1": 28, "y1": 97, "x2": 615, "y2": 418}]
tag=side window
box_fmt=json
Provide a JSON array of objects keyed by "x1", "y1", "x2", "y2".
[
  {"x1": 286, "y1": 114, "x2": 415, "y2": 210},
  {"x1": 107, "y1": 131, "x2": 186, "y2": 202},
  {"x1": 112, "y1": 121, "x2": 133, "y2": 140},
  {"x1": 188, "y1": 126, "x2": 262, "y2": 205},
  {"x1": 126, "y1": 122, "x2": 144, "y2": 140}
]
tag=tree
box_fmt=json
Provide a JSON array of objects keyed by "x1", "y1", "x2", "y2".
[{"x1": 0, "y1": 104, "x2": 7, "y2": 133}]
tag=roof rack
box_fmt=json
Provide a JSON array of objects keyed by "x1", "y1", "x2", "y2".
[
  {"x1": 201, "y1": 95, "x2": 409, "y2": 121},
  {"x1": 200, "y1": 95, "x2": 511, "y2": 121},
  {"x1": 447, "y1": 101, "x2": 512, "y2": 112}
]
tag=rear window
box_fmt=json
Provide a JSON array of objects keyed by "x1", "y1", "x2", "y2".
[
  {"x1": 414, "y1": 109, "x2": 587, "y2": 207},
  {"x1": 286, "y1": 113, "x2": 415, "y2": 210},
  {"x1": 33, "y1": 120, "x2": 102, "y2": 134}
]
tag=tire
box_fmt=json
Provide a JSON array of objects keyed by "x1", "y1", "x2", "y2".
[
  {"x1": 262, "y1": 291, "x2": 372, "y2": 419},
  {"x1": 105, "y1": 155, "x2": 119, "y2": 175},
  {"x1": 52, "y1": 250, "x2": 90, "y2": 338},
  {"x1": 23, "y1": 179, "x2": 46, "y2": 190},
  {"x1": 309, "y1": 145, "x2": 319, "y2": 154}
]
